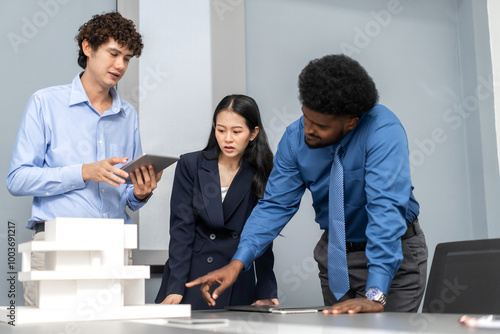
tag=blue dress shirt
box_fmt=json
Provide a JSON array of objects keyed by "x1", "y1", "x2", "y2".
[
  {"x1": 233, "y1": 104, "x2": 419, "y2": 294},
  {"x1": 6, "y1": 73, "x2": 146, "y2": 229}
]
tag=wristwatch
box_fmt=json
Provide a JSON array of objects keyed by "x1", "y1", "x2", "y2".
[{"x1": 365, "y1": 287, "x2": 387, "y2": 306}]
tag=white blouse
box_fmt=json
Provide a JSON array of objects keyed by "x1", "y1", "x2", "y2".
[{"x1": 221, "y1": 186, "x2": 229, "y2": 202}]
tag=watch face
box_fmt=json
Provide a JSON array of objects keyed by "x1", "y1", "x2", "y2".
[
  {"x1": 365, "y1": 288, "x2": 386, "y2": 305},
  {"x1": 366, "y1": 288, "x2": 381, "y2": 299}
]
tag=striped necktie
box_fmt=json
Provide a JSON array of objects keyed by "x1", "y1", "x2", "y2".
[{"x1": 328, "y1": 144, "x2": 350, "y2": 300}]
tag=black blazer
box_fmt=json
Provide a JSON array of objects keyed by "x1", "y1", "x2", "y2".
[{"x1": 155, "y1": 149, "x2": 277, "y2": 310}]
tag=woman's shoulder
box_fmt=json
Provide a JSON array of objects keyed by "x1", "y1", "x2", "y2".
[
  {"x1": 178, "y1": 149, "x2": 217, "y2": 167},
  {"x1": 180, "y1": 150, "x2": 202, "y2": 160}
]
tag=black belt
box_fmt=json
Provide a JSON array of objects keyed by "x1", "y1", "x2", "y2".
[
  {"x1": 346, "y1": 241, "x2": 367, "y2": 252},
  {"x1": 34, "y1": 222, "x2": 45, "y2": 234},
  {"x1": 346, "y1": 218, "x2": 420, "y2": 253},
  {"x1": 402, "y1": 218, "x2": 420, "y2": 240}
]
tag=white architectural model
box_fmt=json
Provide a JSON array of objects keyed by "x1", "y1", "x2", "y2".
[{"x1": 0, "y1": 218, "x2": 190, "y2": 324}]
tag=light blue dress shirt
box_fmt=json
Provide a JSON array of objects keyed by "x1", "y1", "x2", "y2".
[
  {"x1": 234, "y1": 103, "x2": 419, "y2": 294},
  {"x1": 6, "y1": 73, "x2": 146, "y2": 229}
]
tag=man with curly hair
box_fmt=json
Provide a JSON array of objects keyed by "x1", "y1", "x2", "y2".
[
  {"x1": 187, "y1": 54, "x2": 428, "y2": 314},
  {"x1": 7, "y1": 12, "x2": 162, "y2": 306}
]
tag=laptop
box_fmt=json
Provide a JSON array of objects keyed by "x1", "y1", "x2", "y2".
[{"x1": 224, "y1": 305, "x2": 329, "y2": 314}]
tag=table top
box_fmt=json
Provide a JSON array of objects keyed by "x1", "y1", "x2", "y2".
[{"x1": 1, "y1": 310, "x2": 496, "y2": 333}]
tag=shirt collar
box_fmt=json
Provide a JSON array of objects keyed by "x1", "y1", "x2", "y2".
[
  {"x1": 331, "y1": 111, "x2": 369, "y2": 155},
  {"x1": 68, "y1": 72, "x2": 125, "y2": 116}
]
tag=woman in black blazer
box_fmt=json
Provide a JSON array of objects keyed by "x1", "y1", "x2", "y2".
[{"x1": 155, "y1": 95, "x2": 278, "y2": 310}]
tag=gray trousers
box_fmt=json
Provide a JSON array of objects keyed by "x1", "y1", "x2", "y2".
[
  {"x1": 313, "y1": 223, "x2": 428, "y2": 312},
  {"x1": 23, "y1": 231, "x2": 45, "y2": 307}
]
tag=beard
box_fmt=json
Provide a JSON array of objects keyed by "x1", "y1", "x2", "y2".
[
  {"x1": 305, "y1": 135, "x2": 327, "y2": 149},
  {"x1": 304, "y1": 131, "x2": 344, "y2": 149}
]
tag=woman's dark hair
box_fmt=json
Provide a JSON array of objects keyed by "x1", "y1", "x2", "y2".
[
  {"x1": 298, "y1": 54, "x2": 379, "y2": 118},
  {"x1": 76, "y1": 12, "x2": 143, "y2": 69},
  {"x1": 204, "y1": 95, "x2": 273, "y2": 198}
]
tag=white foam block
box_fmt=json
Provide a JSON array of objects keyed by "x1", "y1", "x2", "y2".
[{"x1": 0, "y1": 304, "x2": 191, "y2": 324}]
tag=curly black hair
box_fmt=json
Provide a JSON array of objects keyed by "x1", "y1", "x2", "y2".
[
  {"x1": 76, "y1": 12, "x2": 143, "y2": 69},
  {"x1": 298, "y1": 54, "x2": 379, "y2": 118}
]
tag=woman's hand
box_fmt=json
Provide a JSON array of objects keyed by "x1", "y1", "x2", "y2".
[
  {"x1": 161, "y1": 294, "x2": 183, "y2": 304},
  {"x1": 252, "y1": 298, "x2": 279, "y2": 306}
]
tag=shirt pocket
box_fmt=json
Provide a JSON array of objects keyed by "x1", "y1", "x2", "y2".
[{"x1": 344, "y1": 167, "x2": 366, "y2": 209}]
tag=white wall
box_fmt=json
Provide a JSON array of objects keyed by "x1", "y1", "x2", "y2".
[
  {"x1": 487, "y1": 0, "x2": 500, "y2": 238},
  {"x1": 491, "y1": 0, "x2": 500, "y2": 168},
  {"x1": 135, "y1": 0, "x2": 214, "y2": 250},
  {"x1": 128, "y1": 0, "x2": 247, "y2": 252}
]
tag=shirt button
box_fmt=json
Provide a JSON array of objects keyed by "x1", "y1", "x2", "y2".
[
  {"x1": 102, "y1": 213, "x2": 106, "y2": 217},
  {"x1": 207, "y1": 257, "x2": 213, "y2": 264},
  {"x1": 101, "y1": 189, "x2": 105, "y2": 193},
  {"x1": 45, "y1": 192, "x2": 49, "y2": 195},
  {"x1": 99, "y1": 140, "x2": 103, "y2": 144},
  {"x1": 232, "y1": 234, "x2": 238, "y2": 239},
  {"x1": 209, "y1": 234, "x2": 216, "y2": 240}
]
